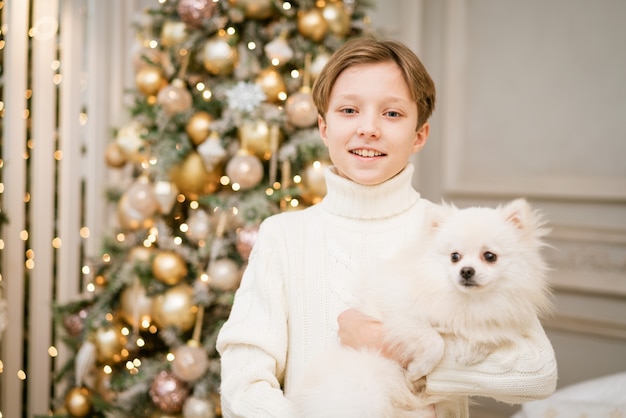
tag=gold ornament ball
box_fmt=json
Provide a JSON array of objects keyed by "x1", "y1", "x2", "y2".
[
  {"x1": 152, "y1": 283, "x2": 196, "y2": 332},
  {"x1": 170, "y1": 151, "x2": 221, "y2": 199},
  {"x1": 256, "y1": 67, "x2": 286, "y2": 103},
  {"x1": 301, "y1": 160, "x2": 330, "y2": 205},
  {"x1": 297, "y1": 8, "x2": 328, "y2": 42},
  {"x1": 322, "y1": 1, "x2": 351, "y2": 37},
  {"x1": 136, "y1": 66, "x2": 167, "y2": 97},
  {"x1": 186, "y1": 111, "x2": 213, "y2": 145},
  {"x1": 119, "y1": 283, "x2": 153, "y2": 328},
  {"x1": 202, "y1": 34, "x2": 238, "y2": 76},
  {"x1": 161, "y1": 20, "x2": 188, "y2": 47},
  {"x1": 285, "y1": 91, "x2": 318, "y2": 128},
  {"x1": 64, "y1": 387, "x2": 92, "y2": 418},
  {"x1": 92, "y1": 324, "x2": 126, "y2": 364},
  {"x1": 229, "y1": 0, "x2": 275, "y2": 19},
  {"x1": 208, "y1": 258, "x2": 241, "y2": 291},
  {"x1": 157, "y1": 79, "x2": 193, "y2": 116},
  {"x1": 105, "y1": 142, "x2": 127, "y2": 168},
  {"x1": 238, "y1": 120, "x2": 271, "y2": 158},
  {"x1": 225, "y1": 152, "x2": 264, "y2": 190},
  {"x1": 152, "y1": 251, "x2": 188, "y2": 285}
]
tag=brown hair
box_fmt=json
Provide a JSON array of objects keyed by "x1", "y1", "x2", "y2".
[{"x1": 312, "y1": 36, "x2": 436, "y2": 130}]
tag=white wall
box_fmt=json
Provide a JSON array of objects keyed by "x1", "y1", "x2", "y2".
[{"x1": 373, "y1": 0, "x2": 626, "y2": 416}]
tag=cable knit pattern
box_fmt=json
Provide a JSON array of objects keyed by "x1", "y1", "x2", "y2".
[{"x1": 216, "y1": 164, "x2": 557, "y2": 417}]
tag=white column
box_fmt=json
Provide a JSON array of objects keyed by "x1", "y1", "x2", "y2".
[
  {"x1": 29, "y1": 0, "x2": 60, "y2": 415},
  {"x1": 1, "y1": 1, "x2": 30, "y2": 417}
]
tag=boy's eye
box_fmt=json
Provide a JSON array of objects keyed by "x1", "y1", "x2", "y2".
[
  {"x1": 450, "y1": 252, "x2": 461, "y2": 263},
  {"x1": 341, "y1": 108, "x2": 357, "y2": 114},
  {"x1": 483, "y1": 252, "x2": 497, "y2": 263},
  {"x1": 385, "y1": 110, "x2": 401, "y2": 118}
]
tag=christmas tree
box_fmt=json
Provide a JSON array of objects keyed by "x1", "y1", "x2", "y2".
[{"x1": 54, "y1": 0, "x2": 374, "y2": 416}]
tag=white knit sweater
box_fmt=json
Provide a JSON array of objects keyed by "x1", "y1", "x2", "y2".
[{"x1": 216, "y1": 164, "x2": 557, "y2": 417}]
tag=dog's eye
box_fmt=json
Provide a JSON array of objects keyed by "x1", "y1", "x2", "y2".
[
  {"x1": 483, "y1": 252, "x2": 497, "y2": 263},
  {"x1": 450, "y1": 252, "x2": 462, "y2": 263}
]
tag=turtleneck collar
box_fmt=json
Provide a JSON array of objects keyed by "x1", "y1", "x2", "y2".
[{"x1": 319, "y1": 163, "x2": 420, "y2": 220}]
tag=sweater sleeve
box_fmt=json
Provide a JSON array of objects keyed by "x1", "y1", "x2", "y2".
[
  {"x1": 216, "y1": 220, "x2": 296, "y2": 417},
  {"x1": 426, "y1": 316, "x2": 558, "y2": 404}
]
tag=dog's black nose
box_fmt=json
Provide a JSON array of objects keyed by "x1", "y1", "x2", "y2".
[{"x1": 460, "y1": 266, "x2": 475, "y2": 280}]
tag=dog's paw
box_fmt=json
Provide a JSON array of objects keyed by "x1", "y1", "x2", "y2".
[
  {"x1": 405, "y1": 375, "x2": 427, "y2": 395},
  {"x1": 405, "y1": 347, "x2": 444, "y2": 383}
]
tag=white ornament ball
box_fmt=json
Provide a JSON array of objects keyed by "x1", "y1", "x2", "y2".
[
  {"x1": 119, "y1": 282, "x2": 153, "y2": 328},
  {"x1": 116, "y1": 122, "x2": 146, "y2": 157},
  {"x1": 285, "y1": 91, "x2": 318, "y2": 128},
  {"x1": 157, "y1": 79, "x2": 193, "y2": 116},
  {"x1": 263, "y1": 37, "x2": 293, "y2": 66},
  {"x1": 153, "y1": 180, "x2": 179, "y2": 214},
  {"x1": 225, "y1": 152, "x2": 264, "y2": 190},
  {"x1": 202, "y1": 34, "x2": 238, "y2": 76},
  {"x1": 183, "y1": 396, "x2": 215, "y2": 418},
  {"x1": 207, "y1": 258, "x2": 241, "y2": 291},
  {"x1": 197, "y1": 134, "x2": 226, "y2": 172},
  {"x1": 311, "y1": 52, "x2": 331, "y2": 81},
  {"x1": 126, "y1": 176, "x2": 159, "y2": 218},
  {"x1": 185, "y1": 209, "x2": 212, "y2": 243},
  {"x1": 172, "y1": 343, "x2": 210, "y2": 382},
  {"x1": 118, "y1": 194, "x2": 154, "y2": 230}
]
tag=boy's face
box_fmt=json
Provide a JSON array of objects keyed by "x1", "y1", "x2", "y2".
[{"x1": 318, "y1": 61, "x2": 429, "y2": 186}]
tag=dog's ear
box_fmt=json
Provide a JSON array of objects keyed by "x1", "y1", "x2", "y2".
[
  {"x1": 426, "y1": 201, "x2": 454, "y2": 231},
  {"x1": 500, "y1": 198, "x2": 550, "y2": 239},
  {"x1": 501, "y1": 198, "x2": 531, "y2": 230}
]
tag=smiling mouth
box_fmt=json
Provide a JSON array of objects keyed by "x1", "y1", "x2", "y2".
[{"x1": 350, "y1": 149, "x2": 385, "y2": 157}]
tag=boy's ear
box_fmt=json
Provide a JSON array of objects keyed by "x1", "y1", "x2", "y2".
[
  {"x1": 412, "y1": 122, "x2": 430, "y2": 153},
  {"x1": 318, "y1": 114, "x2": 329, "y2": 146}
]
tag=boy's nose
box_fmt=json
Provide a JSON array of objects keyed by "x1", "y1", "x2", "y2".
[{"x1": 357, "y1": 120, "x2": 381, "y2": 138}]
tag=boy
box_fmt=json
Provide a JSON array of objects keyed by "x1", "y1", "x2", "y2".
[{"x1": 216, "y1": 37, "x2": 557, "y2": 417}]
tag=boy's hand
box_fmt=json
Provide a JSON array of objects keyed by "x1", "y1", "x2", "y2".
[
  {"x1": 337, "y1": 308, "x2": 383, "y2": 350},
  {"x1": 337, "y1": 308, "x2": 409, "y2": 366}
]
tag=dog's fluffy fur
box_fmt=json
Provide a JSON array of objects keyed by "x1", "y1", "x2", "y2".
[{"x1": 288, "y1": 199, "x2": 552, "y2": 418}]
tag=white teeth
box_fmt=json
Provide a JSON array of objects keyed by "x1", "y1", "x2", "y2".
[{"x1": 352, "y1": 149, "x2": 382, "y2": 157}]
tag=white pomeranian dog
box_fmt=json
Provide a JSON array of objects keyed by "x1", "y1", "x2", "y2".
[{"x1": 288, "y1": 198, "x2": 552, "y2": 418}]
